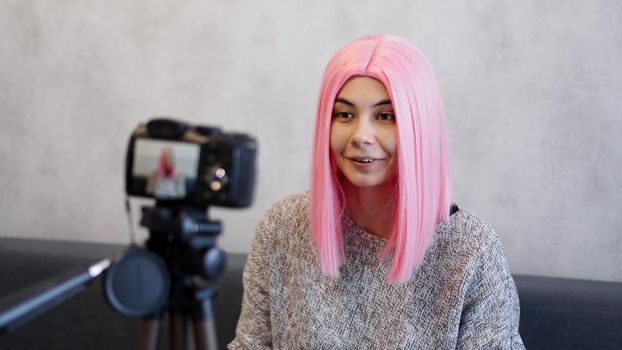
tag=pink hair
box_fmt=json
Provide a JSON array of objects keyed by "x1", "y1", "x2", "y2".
[
  {"x1": 157, "y1": 147, "x2": 176, "y2": 179},
  {"x1": 310, "y1": 34, "x2": 452, "y2": 283}
]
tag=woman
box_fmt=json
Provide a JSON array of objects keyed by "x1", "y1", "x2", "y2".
[
  {"x1": 147, "y1": 147, "x2": 186, "y2": 199},
  {"x1": 230, "y1": 34, "x2": 524, "y2": 349}
]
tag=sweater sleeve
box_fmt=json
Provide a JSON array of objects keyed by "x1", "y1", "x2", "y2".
[
  {"x1": 228, "y1": 209, "x2": 277, "y2": 350},
  {"x1": 456, "y1": 233, "x2": 525, "y2": 350}
]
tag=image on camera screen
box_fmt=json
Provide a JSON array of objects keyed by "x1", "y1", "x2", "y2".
[{"x1": 131, "y1": 139, "x2": 200, "y2": 199}]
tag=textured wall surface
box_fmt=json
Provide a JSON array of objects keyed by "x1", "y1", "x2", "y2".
[{"x1": 1, "y1": 0, "x2": 620, "y2": 282}]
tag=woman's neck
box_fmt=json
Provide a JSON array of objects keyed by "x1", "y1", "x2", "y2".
[{"x1": 342, "y1": 181, "x2": 393, "y2": 240}]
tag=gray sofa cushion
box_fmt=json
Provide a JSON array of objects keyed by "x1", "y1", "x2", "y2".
[{"x1": 514, "y1": 275, "x2": 622, "y2": 349}]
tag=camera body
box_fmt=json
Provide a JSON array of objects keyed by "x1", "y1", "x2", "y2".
[{"x1": 126, "y1": 118, "x2": 257, "y2": 207}]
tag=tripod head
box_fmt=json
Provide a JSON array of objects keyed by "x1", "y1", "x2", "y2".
[{"x1": 142, "y1": 204, "x2": 225, "y2": 281}]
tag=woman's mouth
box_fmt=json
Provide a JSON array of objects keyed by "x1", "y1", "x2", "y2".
[{"x1": 347, "y1": 157, "x2": 385, "y2": 168}]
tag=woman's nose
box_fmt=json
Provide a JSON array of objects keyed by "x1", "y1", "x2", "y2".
[{"x1": 351, "y1": 117, "x2": 374, "y2": 145}]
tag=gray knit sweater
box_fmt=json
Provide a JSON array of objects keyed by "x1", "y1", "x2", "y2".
[{"x1": 229, "y1": 192, "x2": 525, "y2": 349}]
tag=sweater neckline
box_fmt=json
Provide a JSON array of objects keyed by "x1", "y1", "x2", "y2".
[
  {"x1": 341, "y1": 203, "x2": 461, "y2": 244},
  {"x1": 341, "y1": 214, "x2": 389, "y2": 243}
]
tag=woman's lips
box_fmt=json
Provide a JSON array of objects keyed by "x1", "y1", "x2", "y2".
[{"x1": 347, "y1": 157, "x2": 385, "y2": 169}]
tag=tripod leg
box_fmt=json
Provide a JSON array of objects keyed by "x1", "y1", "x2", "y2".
[
  {"x1": 170, "y1": 313, "x2": 188, "y2": 350},
  {"x1": 138, "y1": 318, "x2": 161, "y2": 350},
  {"x1": 192, "y1": 319, "x2": 218, "y2": 350}
]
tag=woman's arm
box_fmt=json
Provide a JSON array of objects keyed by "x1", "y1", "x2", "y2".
[
  {"x1": 228, "y1": 210, "x2": 276, "y2": 349},
  {"x1": 456, "y1": 235, "x2": 526, "y2": 350}
]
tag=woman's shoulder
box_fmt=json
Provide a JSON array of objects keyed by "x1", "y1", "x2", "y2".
[
  {"x1": 251, "y1": 191, "x2": 312, "y2": 255},
  {"x1": 255, "y1": 191, "x2": 310, "y2": 235},
  {"x1": 435, "y1": 204, "x2": 505, "y2": 256},
  {"x1": 421, "y1": 205, "x2": 513, "y2": 288},
  {"x1": 261, "y1": 191, "x2": 310, "y2": 224}
]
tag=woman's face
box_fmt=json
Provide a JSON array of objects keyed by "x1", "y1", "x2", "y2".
[{"x1": 330, "y1": 76, "x2": 397, "y2": 189}]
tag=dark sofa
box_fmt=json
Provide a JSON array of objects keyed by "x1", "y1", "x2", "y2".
[{"x1": 0, "y1": 237, "x2": 620, "y2": 349}]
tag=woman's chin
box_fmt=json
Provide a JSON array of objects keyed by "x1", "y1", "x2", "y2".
[{"x1": 343, "y1": 175, "x2": 391, "y2": 190}]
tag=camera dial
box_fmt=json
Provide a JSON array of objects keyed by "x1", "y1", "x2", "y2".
[{"x1": 205, "y1": 167, "x2": 228, "y2": 192}]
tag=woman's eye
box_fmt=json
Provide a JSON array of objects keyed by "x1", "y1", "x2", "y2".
[
  {"x1": 334, "y1": 111, "x2": 353, "y2": 120},
  {"x1": 378, "y1": 113, "x2": 395, "y2": 122}
]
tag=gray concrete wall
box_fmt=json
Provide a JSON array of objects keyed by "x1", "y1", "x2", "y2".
[{"x1": 1, "y1": 0, "x2": 620, "y2": 282}]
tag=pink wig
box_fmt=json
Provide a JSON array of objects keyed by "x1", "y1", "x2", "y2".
[
  {"x1": 157, "y1": 147, "x2": 176, "y2": 179},
  {"x1": 310, "y1": 34, "x2": 452, "y2": 283}
]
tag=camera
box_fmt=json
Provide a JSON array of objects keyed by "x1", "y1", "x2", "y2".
[{"x1": 125, "y1": 118, "x2": 257, "y2": 207}]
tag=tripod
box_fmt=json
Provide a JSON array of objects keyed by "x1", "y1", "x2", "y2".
[
  {"x1": 106, "y1": 204, "x2": 226, "y2": 350},
  {"x1": 138, "y1": 276, "x2": 219, "y2": 350}
]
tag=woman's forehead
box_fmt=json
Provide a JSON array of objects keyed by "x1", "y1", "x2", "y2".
[{"x1": 335, "y1": 77, "x2": 391, "y2": 107}]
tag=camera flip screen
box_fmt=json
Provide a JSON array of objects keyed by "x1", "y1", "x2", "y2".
[{"x1": 129, "y1": 139, "x2": 200, "y2": 200}]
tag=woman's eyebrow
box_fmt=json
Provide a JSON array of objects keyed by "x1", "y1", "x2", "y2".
[
  {"x1": 373, "y1": 99, "x2": 392, "y2": 107},
  {"x1": 334, "y1": 98, "x2": 393, "y2": 107},
  {"x1": 334, "y1": 97, "x2": 354, "y2": 106}
]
